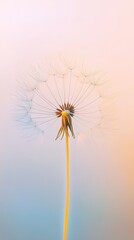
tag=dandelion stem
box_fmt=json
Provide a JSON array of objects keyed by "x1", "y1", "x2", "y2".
[{"x1": 63, "y1": 133, "x2": 70, "y2": 240}]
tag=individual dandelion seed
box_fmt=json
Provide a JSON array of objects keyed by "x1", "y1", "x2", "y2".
[{"x1": 16, "y1": 58, "x2": 107, "y2": 240}]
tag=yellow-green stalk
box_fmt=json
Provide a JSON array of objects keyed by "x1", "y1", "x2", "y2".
[
  {"x1": 63, "y1": 132, "x2": 69, "y2": 240},
  {"x1": 56, "y1": 108, "x2": 75, "y2": 240}
]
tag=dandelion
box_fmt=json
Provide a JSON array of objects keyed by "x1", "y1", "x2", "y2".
[{"x1": 16, "y1": 57, "x2": 110, "y2": 240}]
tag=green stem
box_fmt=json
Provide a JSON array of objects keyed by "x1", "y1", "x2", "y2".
[{"x1": 63, "y1": 133, "x2": 70, "y2": 240}]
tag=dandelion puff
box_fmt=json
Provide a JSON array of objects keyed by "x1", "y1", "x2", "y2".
[{"x1": 16, "y1": 57, "x2": 115, "y2": 240}]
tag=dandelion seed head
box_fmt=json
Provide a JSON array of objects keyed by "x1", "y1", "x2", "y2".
[{"x1": 16, "y1": 57, "x2": 114, "y2": 142}]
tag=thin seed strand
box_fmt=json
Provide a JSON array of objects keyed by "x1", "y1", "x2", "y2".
[
  {"x1": 32, "y1": 99, "x2": 56, "y2": 112},
  {"x1": 72, "y1": 77, "x2": 87, "y2": 106},
  {"x1": 68, "y1": 69, "x2": 72, "y2": 103},
  {"x1": 45, "y1": 81, "x2": 60, "y2": 106},
  {"x1": 75, "y1": 96, "x2": 100, "y2": 110},
  {"x1": 74, "y1": 84, "x2": 95, "y2": 108},
  {"x1": 35, "y1": 88, "x2": 57, "y2": 109},
  {"x1": 54, "y1": 74, "x2": 63, "y2": 105}
]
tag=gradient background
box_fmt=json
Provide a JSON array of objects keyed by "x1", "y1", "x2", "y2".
[{"x1": 0, "y1": 0, "x2": 134, "y2": 239}]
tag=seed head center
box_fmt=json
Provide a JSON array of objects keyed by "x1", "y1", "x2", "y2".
[
  {"x1": 62, "y1": 110, "x2": 70, "y2": 117},
  {"x1": 55, "y1": 103, "x2": 75, "y2": 140}
]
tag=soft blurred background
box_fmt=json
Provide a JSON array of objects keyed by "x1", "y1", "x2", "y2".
[{"x1": 0, "y1": 0, "x2": 134, "y2": 239}]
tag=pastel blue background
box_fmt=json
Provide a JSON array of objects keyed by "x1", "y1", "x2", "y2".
[{"x1": 0, "y1": 0, "x2": 134, "y2": 239}]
